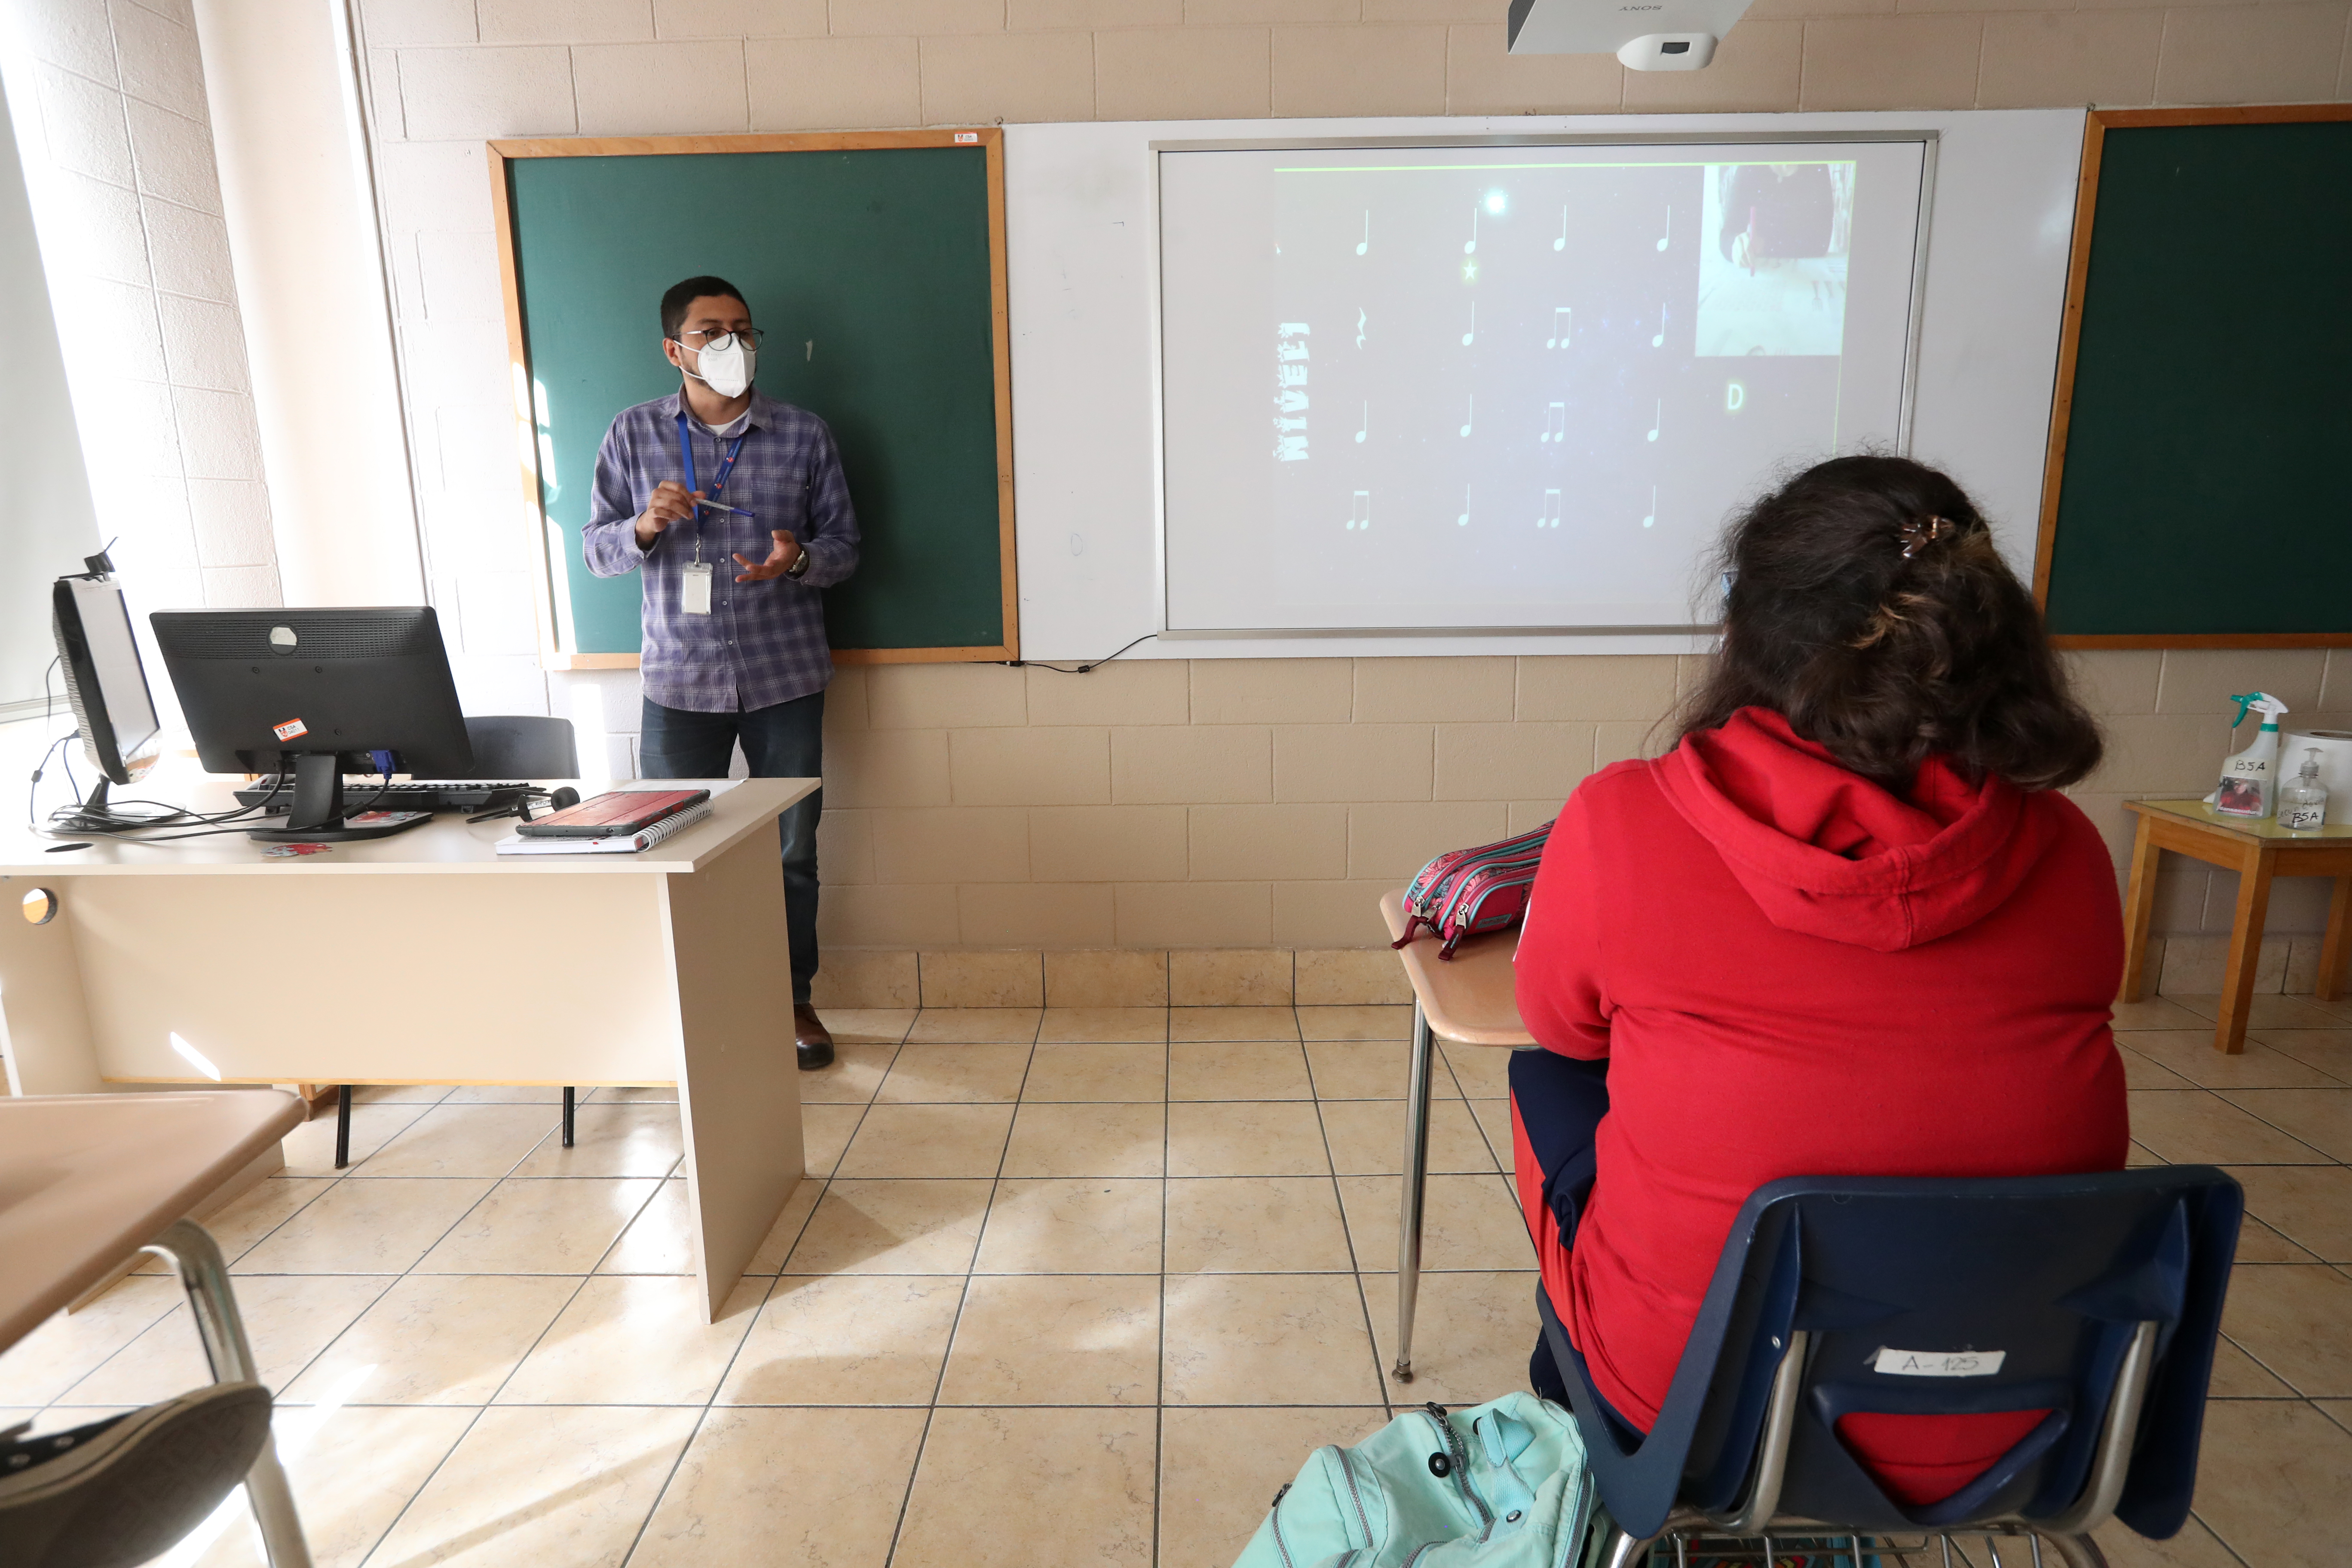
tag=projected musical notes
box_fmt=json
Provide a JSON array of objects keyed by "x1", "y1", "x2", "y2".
[
  {"x1": 1546, "y1": 307, "x2": 1572, "y2": 349},
  {"x1": 1356, "y1": 212, "x2": 1370, "y2": 256},
  {"x1": 1348, "y1": 490, "x2": 1371, "y2": 530},
  {"x1": 1642, "y1": 487, "x2": 1656, "y2": 530},
  {"x1": 1355, "y1": 308, "x2": 1367, "y2": 350},
  {"x1": 1540, "y1": 401, "x2": 1566, "y2": 444},
  {"x1": 1457, "y1": 484, "x2": 1472, "y2": 528},
  {"x1": 1459, "y1": 396, "x2": 1474, "y2": 438},
  {"x1": 1538, "y1": 489, "x2": 1563, "y2": 529},
  {"x1": 1651, "y1": 306, "x2": 1667, "y2": 348},
  {"x1": 1656, "y1": 205, "x2": 1671, "y2": 251},
  {"x1": 1464, "y1": 208, "x2": 1479, "y2": 254},
  {"x1": 1646, "y1": 400, "x2": 1661, "y2": 443},
  {"x1": 1356, "y1": 403, "x2": 1368, "y2": 444},
  {"x1": 1460, "y1": 304, "x2": 1476, "y2": 347},
  {"x1": 1553, "y1": 208, "x2": 1568, "y2": 252}
]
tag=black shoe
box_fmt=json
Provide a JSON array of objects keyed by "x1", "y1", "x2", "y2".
[
  {"x1": 0, "y1": 1382, "x2": 273, "y2": 1568},
  {"x1": 794, "y1": 1003, "x2": 835, "y2": 1071}
]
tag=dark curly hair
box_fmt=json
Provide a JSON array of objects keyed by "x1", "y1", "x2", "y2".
[{"x1": 1678, "y1": 455, "x2": 2102, "y2": 791}]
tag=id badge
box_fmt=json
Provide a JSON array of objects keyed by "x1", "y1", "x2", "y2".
[{"x1": 681, "y1": 561, "x2": 714, "y2": 616}]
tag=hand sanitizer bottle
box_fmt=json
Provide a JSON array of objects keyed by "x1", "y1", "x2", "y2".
[{"x1": 2279, "y1": 747, "x2": 2330, "y2": 831}]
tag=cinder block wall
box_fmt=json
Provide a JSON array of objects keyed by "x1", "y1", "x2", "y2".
[
  {"x1": 343, "y1": 0, "x2": 2352, "y2": 958},
  {"x1": 801, "y1": 650, "x2": 2352, "y2": 952},
  {"x1": 3, "y1": 0, "x2": 283, "y2": 616}
]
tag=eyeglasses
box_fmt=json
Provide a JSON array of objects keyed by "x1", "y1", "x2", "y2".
[{"x1": 675, "y1": 328, "x2": 763, "y2": 350}]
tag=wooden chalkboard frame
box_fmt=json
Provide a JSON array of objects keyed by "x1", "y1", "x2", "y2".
[
  {"x1": 2032, "y1": 104, "x2": 2352, "y2": 650},
  {"x1": 486, "y1": 129, "x2": 1019, "y2": 670}
]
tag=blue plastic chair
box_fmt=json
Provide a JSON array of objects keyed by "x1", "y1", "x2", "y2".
[{"x1": 1534, "y1": 1166, "x2": 2242, "y2": 1568}]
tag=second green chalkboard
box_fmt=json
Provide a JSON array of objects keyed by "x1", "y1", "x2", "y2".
[{"x1": 2038, "y1": 110, "x2": 2352, "y2": 645}]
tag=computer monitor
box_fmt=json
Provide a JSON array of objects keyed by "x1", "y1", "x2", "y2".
[
  {"x1": 52, "y1": 571, "x2": 163, "y2": 823},
  {"x1": 150, "y1": 606, "x2": 474, "y2": 841}
]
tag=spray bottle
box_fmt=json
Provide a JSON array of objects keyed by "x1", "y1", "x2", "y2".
[{"x1": 2215, "y1": 692, "x2": 2290, "y2": 818}]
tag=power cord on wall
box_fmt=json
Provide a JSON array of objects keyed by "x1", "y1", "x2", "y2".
[{"x1": 1003, "y1": 633, "x2": 1157, "y2": 674}]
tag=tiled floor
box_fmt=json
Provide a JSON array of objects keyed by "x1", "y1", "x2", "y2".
[{"x1": 3, "y1": 998, "x2": 2349, "y2": 1567}]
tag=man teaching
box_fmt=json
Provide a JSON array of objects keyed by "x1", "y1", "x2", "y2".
[{"x1": 584, "y1": 275, "x2": 858, "y2": 1069}]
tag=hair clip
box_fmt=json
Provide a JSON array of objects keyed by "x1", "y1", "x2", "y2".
[{"x1": 1899, "y1": 515, "x2": 1956, "y2": 559}]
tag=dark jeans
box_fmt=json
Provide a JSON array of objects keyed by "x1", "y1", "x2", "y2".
[
  {"x1": 1510, "y1": 1048, "x2": 1613, "y2": 1407},
  {"x1": 640, "y1": 692, "x2": 823, "y2": 1005}
]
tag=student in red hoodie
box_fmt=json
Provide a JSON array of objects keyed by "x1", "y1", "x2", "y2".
[{"x1": 1511, "y1": 455, "x2": 2126, "y2": 1508}]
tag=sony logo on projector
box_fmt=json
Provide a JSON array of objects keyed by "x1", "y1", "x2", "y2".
[{"x1": 1505, "y1": 0, "x2": 1752, "y2": 69}]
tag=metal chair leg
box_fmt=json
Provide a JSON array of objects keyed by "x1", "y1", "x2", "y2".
[
  {"x1": 2044, "y1": 1536, "x2": 2110, "y2": 1568},
  {"x1": 143, "y1": 1219, "x2": 314, "y2": 1568},
  {"x1": 1393, "y1": 1001, "x2": 1436, "y2": 1382},
  {"x1": 561, "y1": 1087, "x2": 575, "y2": 1148},
  {"x1": 1598, "y1": 1523, "x2": 1655, "y2": 1568},
  {"x1": 333, "y1": 1086, "x2": 352, "y2": 1169}
]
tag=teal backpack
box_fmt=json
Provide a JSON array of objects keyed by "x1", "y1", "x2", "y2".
[{"x1": 1231, "y1": 1393, "x2": 1596, "y2": 1568}]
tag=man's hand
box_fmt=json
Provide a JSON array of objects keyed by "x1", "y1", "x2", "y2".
[
  {"x1": 634, "y1": 481, "x2": 701, "y2": 548},
  {"x1": 733, "y1": 529, "x2": 803, "y2": 583}
]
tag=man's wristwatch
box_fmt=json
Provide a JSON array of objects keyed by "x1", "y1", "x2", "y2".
[{"x1": 785, "y1": 548, "x2": 811, "y2": 579}]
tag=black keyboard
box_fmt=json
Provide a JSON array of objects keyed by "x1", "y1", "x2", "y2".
[{"x1": 232, "y1": 781, "x2": 536, "y2": 814}]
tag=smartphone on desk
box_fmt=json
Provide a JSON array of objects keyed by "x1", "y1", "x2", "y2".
[{"x1": 514, "y1": 789, "x2": 711, "y2": 839}]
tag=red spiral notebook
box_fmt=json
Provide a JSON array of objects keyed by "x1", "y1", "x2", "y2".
[{"x1": 514, "y1": 789, "x2": 711, "y2": 839}]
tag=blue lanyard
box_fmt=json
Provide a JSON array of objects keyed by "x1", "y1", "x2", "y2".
[{"x1": 674, "y1": 413, "x2": 748, "y2": 505}]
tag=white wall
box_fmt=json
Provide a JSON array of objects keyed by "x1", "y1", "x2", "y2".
[
  {"x1": 342, "y1": 3, "x2": 559, "y2": 732},
  {"x1": 0, "y1": 0, "x2": 282, "y2": 738},
  {"x1": 0, "y1": 68, "x2": 100, "y2": 715},
  {"x1": 191, "y1": 0, "x2": 425, "y2": 610}
]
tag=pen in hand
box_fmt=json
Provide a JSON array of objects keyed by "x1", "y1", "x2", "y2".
[{"x1": 694, "y1": 498, "x2": 753, "y2": 517}]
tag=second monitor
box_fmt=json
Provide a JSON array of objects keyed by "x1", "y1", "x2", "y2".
[{"x1": 150, "y1": 607, "x2": 474, "y2": 841}]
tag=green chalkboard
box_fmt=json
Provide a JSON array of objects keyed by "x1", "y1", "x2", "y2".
[
  {"x1": 2037, "y1": 110, "x2": 2352, "y2": 645},
  {"x1": 492, "y1": 132, "x2": 1015, "y2": 662}
]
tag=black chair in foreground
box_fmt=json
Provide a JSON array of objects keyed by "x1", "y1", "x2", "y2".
[{"x1": 1534, "y1": 1167, "x2": 2241, "y2": 1568}]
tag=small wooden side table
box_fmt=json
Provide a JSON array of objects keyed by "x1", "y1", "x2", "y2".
[{"x1": 2121, "y1": 799, "x2": 2352, "y2": 1055}]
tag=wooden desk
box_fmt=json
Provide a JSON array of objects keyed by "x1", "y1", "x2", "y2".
[
  {"x1": 0, "y1": 778, "x2": 814, "y2": 1321},
  {"x1": 2120, "y1": 799, "x2": 2352, "y2": 1056},
  {"x1": 1379, "y1": 890, "x2": 1534, "y2": 1384},
  {"x1": 0, "y1": 1091, "x2": 313, "y2": 1565}
]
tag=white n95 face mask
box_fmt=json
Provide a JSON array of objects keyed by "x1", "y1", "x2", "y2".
[{"x1": 689, "y1": 334, "x2": 756, "y2": 398}]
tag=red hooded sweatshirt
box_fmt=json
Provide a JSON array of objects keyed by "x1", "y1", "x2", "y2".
[{"x1": 1511, "y1": 707, "x2": 2128, "y2": 1503}]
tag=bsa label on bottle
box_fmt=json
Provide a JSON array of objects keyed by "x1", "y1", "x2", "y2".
[{"x1": 1872, "y1": 1347, "x2": 2006, "y2": 1377}]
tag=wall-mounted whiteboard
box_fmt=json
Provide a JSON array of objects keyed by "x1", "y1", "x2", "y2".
[
  {"x1": 1158, "y1": 138, "x2": 1930, "y2": 634},
  {"x1": 1005, "y1": 110, "x2": 2084, "y2": 660}
]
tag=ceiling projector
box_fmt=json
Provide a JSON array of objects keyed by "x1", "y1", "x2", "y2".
[{"x1": 1505, "y1": 0, "x2": 1753, "y2": 68}]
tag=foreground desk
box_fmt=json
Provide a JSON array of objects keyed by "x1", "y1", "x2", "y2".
[
  {"x1": 0, "y1": 1090, "x2": 313, "y2": 1566},
  {"x1": 0, "y1": 778, "x2": 812, "y2": 1321},
  {"x1": 2121, "y1": 799, "x2": 2352, "y2": 1057},
  {"x1": 1379, "y1": 889, "x2": 1534, "y2": 1384}
]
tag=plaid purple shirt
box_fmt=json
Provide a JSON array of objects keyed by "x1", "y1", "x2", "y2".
[{"x1": 584, "y1": 388, "x2": 859, "y2": 713}]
